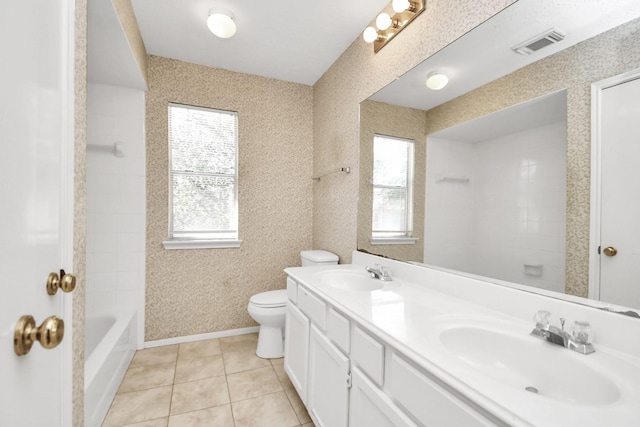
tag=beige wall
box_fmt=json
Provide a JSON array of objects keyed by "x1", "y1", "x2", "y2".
[
  {"x1": 145, "y1": 56, "x2": 313, "y2": 341},
  {"x1": 112, "y1": 0, "x2": 148, "y2": 86},
  {"x1": 312, "y1": 0, "x2": 517, "y2": 263},
  {"x1": 358, "y1": 100, "x2": 426, "y2": 262},
  {"x1": 73, "y1": 0, "x2": 87, "y2": 424},
  {"x1": 423, "y1": 18, "x2": 640, "y2": 297}
]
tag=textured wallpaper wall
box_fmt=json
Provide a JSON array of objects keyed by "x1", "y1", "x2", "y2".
[
  {"x1": 145, "y1": 56, "x2": 313, "y2": 341},
  {"x1": 358, "y1": 100, "x2": 426, "y2": 262},
  {"x1": 312, "y1": 0, "x2": 517, "y2": 263},
  {"x1": 424, "y1": 18, "x2": 640, "y2": 297}
]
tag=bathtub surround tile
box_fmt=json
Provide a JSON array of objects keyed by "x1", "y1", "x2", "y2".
[
  {"x1": 226, "y1": 366, "x2": 282, "y2": 402},
  {"x1": 178, "y1": 338, "x2": 222, "y2": 360},
  {"x1": 102, "y1": 386, "x2": 172, "y2": 427},
  {"x1": 170, "y1": 376, "x2": 230, "y2": 416},
  {"x1": 168, "y1": 404, "x2": 234, "y2": 427},
  {"x1": 222, "y1": 349, "x2": 271, "y2": 374},
  {"x1": 174, "y1": 355, "x2": 224, "y2": 383},
  {"x1": 285, "y1": 387, "x2": 312, "y2": 424},
  {"x1": 130, "y1": 345, "x2": 179, "y2": 367},
  {"x1": 231, "y1": 391, "x2": 300, "y2": 427},
  {"x1": 118, "y1": 362, "x2": 176, "y2": 393}
]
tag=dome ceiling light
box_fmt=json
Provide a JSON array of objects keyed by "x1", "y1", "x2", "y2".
[{"x1": 207, "y1": 10, "x2": 236, "y2": 39}]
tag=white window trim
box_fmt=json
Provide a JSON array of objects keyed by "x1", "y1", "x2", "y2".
[
  {"x1": 370, "y1": 237, "x2": 419, "y2": 245},
  {"x1": 167, "y1": 103, "x2": 240, "y2": 249},
  {"x1": 163, "y1": 239, "x2": 243, "y2": 250},
  {"x1": 371, "y1": 134, "x2": 415, "y2": 239}
]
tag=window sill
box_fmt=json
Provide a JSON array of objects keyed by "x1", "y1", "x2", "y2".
[
  {"x1": 162, "y1": 239, "x2": 243, "y2": 250},
  {"x1": 370, "y1": 237, "x2": 419, "y2": 245}
]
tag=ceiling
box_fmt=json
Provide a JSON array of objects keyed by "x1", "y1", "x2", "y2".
[
  {"x1": 369, "y1": 0, "x2": 640, "y2": 111},
  {"x1": 129, "y1": 0, "x2": 390, "y2": 86}
]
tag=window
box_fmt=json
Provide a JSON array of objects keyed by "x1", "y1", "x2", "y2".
[
  {"x1": 371, "y1": 134, "x2": 415, "y2": 242},
  {"x1": 164, "y1": 103, "x2": 240, "y2": 249}
]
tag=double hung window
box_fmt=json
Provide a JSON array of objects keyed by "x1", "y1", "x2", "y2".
[
  {"x1": 371, "y1": 134, "x2": 415, "y2": 240},
  {"x1": 166, "y1": 103, "x2": 240, "y2": 248}
]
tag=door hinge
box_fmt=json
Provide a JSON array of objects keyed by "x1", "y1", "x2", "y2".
[
  {"x1": 346, "y1": 372, "x2": 352, "y2": 389},
  {"x1": 598, "y1": 246, "x2": 601, "y2": 255}
]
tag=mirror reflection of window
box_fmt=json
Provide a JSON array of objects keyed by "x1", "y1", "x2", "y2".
[{"x1": 372, "y1": 134, "x2": 415, "y2": 239}]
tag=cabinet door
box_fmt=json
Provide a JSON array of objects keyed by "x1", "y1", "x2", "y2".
[
  {"x1": 350, "y1": 367, "x2": 419, "y2": 427},
  {"x1": 308, "y1": 324, "x2": 350, "y2": 427},
  {"x1": 284, "y1": 303, "x2": 310, "y2": 403}
]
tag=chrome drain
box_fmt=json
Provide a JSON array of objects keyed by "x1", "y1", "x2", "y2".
[{"x1": 525, "y1": 386, "x2": 539, "y2": 394}]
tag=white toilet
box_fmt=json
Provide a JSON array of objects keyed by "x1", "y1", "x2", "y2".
[{"x1": 248, "y1": 250, "x2": 339, "y2": 358}]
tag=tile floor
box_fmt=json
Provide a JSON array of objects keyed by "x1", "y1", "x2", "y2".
[{"x1": 102, "y1": 333, "x2": 315, "y2": 427}]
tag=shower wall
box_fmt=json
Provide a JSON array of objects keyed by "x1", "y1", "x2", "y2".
[
  {"x1": 86, "y1": 83, "x2": 145, "y2": 337},
  {"x1": 426, "y1": 121, "x2": 566, "y2": 292}
]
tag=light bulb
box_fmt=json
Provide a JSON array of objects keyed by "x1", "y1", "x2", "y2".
[
  {"x1": 207, "y1": 11, "x2": 236, "y2": 39},
  {"x1": 375, "y1": 13, "x2": 392, "y2": 30},
  {"x1": 426, "y1": 73, "x2": 449, "y2": 90},
  {"x1": 363, "y1": 26, "x2": 378, "y2": 43},
  {"x1": 392, "y1": 0, "x2": 410, "y2": 13}
]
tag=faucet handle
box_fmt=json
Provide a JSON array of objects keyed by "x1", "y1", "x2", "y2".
[
  {"x1": 571, "y1": 320, "x2": 593, "y2": 345},
  {"x1": 533, "y1": 310, "x2": 551, "y2": 327},
  {"x1": 380, "y1": 265, "x2": 391, "y2": 277}
]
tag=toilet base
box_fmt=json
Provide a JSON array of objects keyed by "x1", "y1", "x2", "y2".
[{"x1": 256, "y1": 325, "x2": 284, "y2": 358}]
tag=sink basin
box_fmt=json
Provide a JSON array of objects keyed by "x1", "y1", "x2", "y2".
[
  {"x1": 314, "y1": 269, "x2": 384, "y2": 292},
  {"x1": 439, "y1": 326, "x2": 620, "y2": 405}
]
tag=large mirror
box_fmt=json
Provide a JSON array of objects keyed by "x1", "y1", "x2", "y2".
[{"x1": 358, "y1": 0, "x2": 640, "y2": 314}]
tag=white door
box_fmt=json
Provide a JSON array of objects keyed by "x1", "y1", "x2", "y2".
[
  {"x1": 593, "y1": 74, "x2": 640, "y2": 309},
  {"x1": 0, "y1": 1, "x2": 75, "y2": 426}
]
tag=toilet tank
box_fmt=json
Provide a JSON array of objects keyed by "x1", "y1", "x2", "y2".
[{"x1": 300, "y1": 250, "x2": 339, "y2": 266}]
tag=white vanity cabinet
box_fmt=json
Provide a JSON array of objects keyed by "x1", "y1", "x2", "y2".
[{"x1": 284, "y1": 275, "x2": 500, "y2": 427}]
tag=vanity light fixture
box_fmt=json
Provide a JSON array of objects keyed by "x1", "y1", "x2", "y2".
[
  {"x1": 426, "y1": 72, "x2": 448, "y2": 90},
  {"x1": 363, "y1": 0, "x2": 425, "y2": 53},
  {"x1": 207, "y1": 10, "x2": 236, "y2": 39}
]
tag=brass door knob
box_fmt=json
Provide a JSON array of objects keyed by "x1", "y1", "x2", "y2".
[
  {"x1": 603, "y1": 246, "x2": 618, "y2": 257},
  {"x1": 47, "y1": 270, "x2": 76, "y2": 295},
  {"x1": 14, "y1": 315, "x2": 65, "y2": 356}
]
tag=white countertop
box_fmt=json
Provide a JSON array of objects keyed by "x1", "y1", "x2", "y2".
[{"x1": 285, "y1": 262, "x2": 640, "y2": 427}]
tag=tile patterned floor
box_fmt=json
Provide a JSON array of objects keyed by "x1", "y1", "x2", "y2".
[{"x1": 102, "y1": 333, "x2": 315, "y2": 427}]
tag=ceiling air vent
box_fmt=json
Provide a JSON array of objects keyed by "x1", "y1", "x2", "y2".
[{"x1": 511, "y1": 28, "x2": 565, "y2": 55}]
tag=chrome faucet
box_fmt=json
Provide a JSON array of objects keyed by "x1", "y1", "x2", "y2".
[
  {"x1": 365, "y1": 264, "x2": 392, "y2": 281},
  {"x1": 530, "y1": 310, "x2": 595, "y2": 354}
]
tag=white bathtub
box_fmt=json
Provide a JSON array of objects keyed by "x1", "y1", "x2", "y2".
[{"x1": 85, "y1": 311, "x2": 137, "y2": 427}]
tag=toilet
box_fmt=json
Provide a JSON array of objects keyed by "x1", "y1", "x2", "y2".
[{"x1": 248, "y1": 250, "x2": 339, "y2": 358}]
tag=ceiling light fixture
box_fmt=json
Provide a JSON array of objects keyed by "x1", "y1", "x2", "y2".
[
  {"x1": 362, "y1": 0, "x2": 424, "y2": 53},
  {"x1": 207, "y1": 10, "x2": 236, "y2": 39},
  {"x1": 425, "y1": 72, "x2": 449, "y2": 90}
]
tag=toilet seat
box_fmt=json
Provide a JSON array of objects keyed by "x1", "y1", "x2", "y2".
[{"x1": 249, "y1": 290, "x2": 287, "y2": 308}]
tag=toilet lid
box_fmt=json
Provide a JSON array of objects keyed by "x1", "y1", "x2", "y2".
[{"x1": 250, "y1": 290, "x2": 287, "y2": 307}]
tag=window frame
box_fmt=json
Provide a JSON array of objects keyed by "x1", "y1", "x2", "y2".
[
  {"x1": 370, "y1": 134, "x2": 418, "y2": 245},
  {"x1": 163, "y1": 102, "x2": 242, "y2": 250}
]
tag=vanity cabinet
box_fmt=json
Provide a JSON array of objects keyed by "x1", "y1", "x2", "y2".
[
  {"x1": 308, "y1": 324, "x2": 350, "y2": 427},
  {"x1": 285, "y1": 276, "x2": 499, "y2": 427}
]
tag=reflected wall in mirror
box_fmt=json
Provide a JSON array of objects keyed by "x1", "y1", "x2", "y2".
[{"x1": 358, "y1": 0, "x2": 640, "y2": 311}]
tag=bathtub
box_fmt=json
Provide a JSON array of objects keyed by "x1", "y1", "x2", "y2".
[{"x1": 85, "y1": 311, "x2": 137, "y2": 427}]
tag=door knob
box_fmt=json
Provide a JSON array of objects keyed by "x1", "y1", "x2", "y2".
[
  {"x1": 47, "y1": 270, "x2": 76, "y2": 295},
  {"x1": 14, "y1": 315, "x2": 64, "y2": 356},
  {"x1": 603, "y1": 246, "x2": 618, "y2": 257}
]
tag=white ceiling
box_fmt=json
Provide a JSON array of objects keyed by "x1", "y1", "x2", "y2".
[
  {"x1": 130, "y1": 0, "x2": 390, "y2": 86},
  {"x1": 370, "y1": 0, "x2": 640, "y2": 111}
]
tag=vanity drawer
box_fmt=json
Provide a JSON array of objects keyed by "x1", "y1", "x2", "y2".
[
  {"x1": 298, "y1": 286, "x2": 327, "y2": 330},
  {"x1": 286, "y1": 277, "x2": 298, "y2": 303},
  {"x1": 388, "y1": 354, "x2": 494, "y2": 427},
  {"x1": 351, "y1": 326, "x2": 384, "y2": 386},
  {"x1": 327, "y1": 308, "x2": 350, "y2": 354}
]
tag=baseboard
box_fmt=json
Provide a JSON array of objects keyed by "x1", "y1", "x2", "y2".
[{"x1": 144, "y1": 326, "x2": 260, "y2": 348}]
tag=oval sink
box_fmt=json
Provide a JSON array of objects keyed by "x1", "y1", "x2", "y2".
[
  {"x1": 314, "y1": 269, "x2": 384, "y2": 292},
  {"x1": 439, "y1": 326, "x2": 620, "y2": 405}
]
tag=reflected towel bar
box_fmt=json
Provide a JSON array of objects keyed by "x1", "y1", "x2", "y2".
[
  {"x1": 312, "y1": 166, "x2": 350, "y2": 182},
  {"x1": 87, "y1": 142, "x2": 125, "y2": 158}
]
